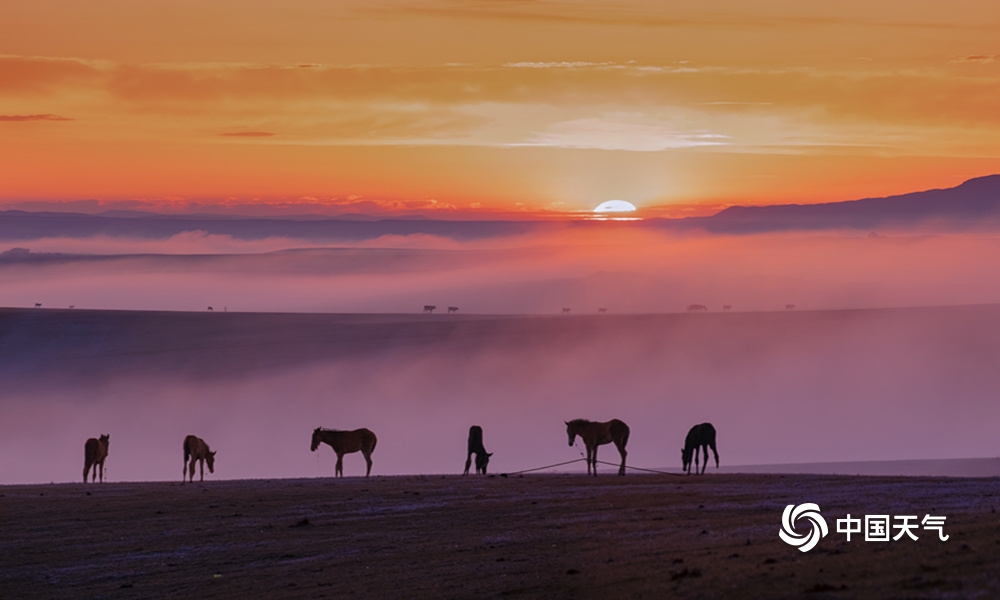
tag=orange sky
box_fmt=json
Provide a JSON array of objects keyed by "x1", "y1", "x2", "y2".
[{"x1": 2, "y1": 0, "x2": 1000, "y2": 217}]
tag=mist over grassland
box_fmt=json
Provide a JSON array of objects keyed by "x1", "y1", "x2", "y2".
[
  {"x1": 3, "y1": 305, "x2": 1000, "y2": 484},
  {"x1": 3, "y1": 222, "x2": 1000, "y2": 483},
  {"x1": 5, "y1": 227, "x2": 1000, "y2": 314}
]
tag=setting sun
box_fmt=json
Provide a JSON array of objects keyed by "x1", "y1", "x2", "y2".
[{"x1": 593, "y1": 200, "x2": 638, "y2": 213}]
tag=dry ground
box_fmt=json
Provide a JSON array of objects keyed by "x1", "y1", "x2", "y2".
[{"x1": 2, "y1": 474, "x2": 999, "y2": 599}]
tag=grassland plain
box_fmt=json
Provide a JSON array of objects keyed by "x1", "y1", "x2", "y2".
[{"x1": 2, "y1": 473, "x2": 999, "y2": 599}]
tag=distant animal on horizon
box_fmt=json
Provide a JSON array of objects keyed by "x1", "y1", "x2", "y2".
[
  {"x1": 785, "y1": 304, "x2": 796, "y2": 310},
  {"x1": 598, "y1": 308, "x2": 608, "y2": 313},
  {"x1": 687, "y1": 304, "x2": 708, "y2": 312},
  {"x1": 83, "y1": 434, "x2": 110, "y2": 483},
  {"x1": 207, "y1": 306, "x2": 213, "y2": 312},
  {"x1": 183, "y1": 435, "x2": 217, "y2": 483},
  {"x1": 682, "y1": 423, "x2": 719, "y2": 475},
  {"x1": 448, "y1": 306, "x2": 459, "y2": 314},
  {"x1": 463, "y1": 425, "x2": 493, "y2": 475},
  {"x1": 562, "y1": 307, "x2": 571, "y2": 314},
  {"x1": 423, "y1": 305, "x2": 436, "y2": 313},
  {"x1": 311, "y1": 427, "x2": 378, "y2": 477},
  {"x1": 722, "y1": 305, "x2": 732, "y2": 311},
  {"x1": 566, "y1": 419, "x2": 630, "y2": 476},
  {"x1": 34, "y1": 303, "x2": 41, "y2": 308}
]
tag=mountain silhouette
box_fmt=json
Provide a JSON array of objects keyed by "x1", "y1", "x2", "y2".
[{"x1": 686, "y1": 174, "x2": 1000, "y2": 232}]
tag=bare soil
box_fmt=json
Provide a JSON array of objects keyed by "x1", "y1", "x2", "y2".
[{"x1": 2, "y1": 474, "x2": 999, "y2": 599}]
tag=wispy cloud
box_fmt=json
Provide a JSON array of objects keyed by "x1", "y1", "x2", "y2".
[
  {"x1": 0, "y1": 113, "x2": 73, "y2": 122},
  {"x1": 513, "y1": 116, "x2": 729, "y2": 152},
  {"x1": 951, "y1": 54, "x2": 998, "y2": 64},
  {"x1": 220, "y1": 131, "x2": 276, "y2": 137}
]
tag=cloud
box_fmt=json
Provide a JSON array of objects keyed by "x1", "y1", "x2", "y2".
[
  {"x1": 951, "y1": 54, "x2": 998, "y2": 64},
  {"x1": 0, "y1": 113, "x2": 73, "y2": 121},
  {"x1": 512, "y1": 115, "x2": 729, "y2": 152},
  {"x1": 219, "y1": 131, "x2": 276, "y2": 137}
]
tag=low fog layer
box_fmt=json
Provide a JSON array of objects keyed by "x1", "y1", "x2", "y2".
[
  {"x1": 2, "y1": 306, "x2": 999, "y2": 483},
  {"x1": 4, "y1": 228, "x2": 1000, "y2": 314}
]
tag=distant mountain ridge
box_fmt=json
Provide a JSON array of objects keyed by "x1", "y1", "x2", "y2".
[
  {"x1": 2, "y1": 175, "x2": 999, "y2": 241},
  {"x1": 693, "y1": 174, "x2": 1000, "y2": 232}
]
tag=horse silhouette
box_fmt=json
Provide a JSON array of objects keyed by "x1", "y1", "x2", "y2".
[
  {"x1": 183, "y1": 435, "x2": 216, "y2": 482},
  {"x1": 463, "y1": 425, "x2": 493, "y2": 475},
  {"x1": 83, "y1": 434, "x2": 109, "y2": 483},
  {"x1": 447, "y1": 306, "x2": 459, "y2": 314},
  {"x1": 311, "y1": 427, "x2": 378, "y2": 477},
  {"x1": 687, "y1": 304, "x2": 708, "y2": 312},
  {"x1": 562, "y1": 308, "x2": 571, "y2": 314},
  {"x1": 565, "y1": 419, "x2": 630, "y2": 476},
  {"x1": 682, "y1": 423, "x2": 719, "y2": 475}
]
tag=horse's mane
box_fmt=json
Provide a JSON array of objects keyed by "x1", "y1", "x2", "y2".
[{"x1": 567, "y1": 419, "x2": 593, "y2": 427}]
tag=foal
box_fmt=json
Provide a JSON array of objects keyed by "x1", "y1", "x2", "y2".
[
  {"x1": 183, "y1": 435, "x2": 217, "y2": 482},
  {"x1": 83, "y1": 434, "x2": 110, "y2": 483}
]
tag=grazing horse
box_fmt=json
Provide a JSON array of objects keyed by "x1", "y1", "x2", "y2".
[
  {"x1": 463, "y1": 425, "x2": 493, "y2": 475},
  {"x1": 682, "y1": 423, "x2": 720, "y2": 475},
  {"x1": 183, "y1": 435, "x2": 217, "y2": 482},
  {"x1": 311, "y1": 427, "x2": 378, "y2": 477},
  {"x1": 565, "y1": 419, "x2": 630, "y2": 476},
  {"x1": 423, "y1": 305, "x2": 436, "y2": 313},
  {"x1": 83, "y1": 434, "x2": 110, "y2": 483}
]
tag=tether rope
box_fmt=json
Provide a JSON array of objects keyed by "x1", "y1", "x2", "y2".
[
  {"x1": 502, "y1": 457, "x2": 686, "y2": 477},
  {"x1": 504, "y1": 458, "x2": 588, "y2": 475}
]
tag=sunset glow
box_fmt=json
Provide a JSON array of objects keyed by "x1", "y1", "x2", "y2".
[{"x1": 3, "y1": 1, "x2": 1000, "y2": 217}]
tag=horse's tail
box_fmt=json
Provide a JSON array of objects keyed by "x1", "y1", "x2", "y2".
[
  {"x1": 369, "y1": 432, "x2": 378, "y2": 454},
  {"x1": 183, "y1": 437, "x2": 191, "y2": 464}
]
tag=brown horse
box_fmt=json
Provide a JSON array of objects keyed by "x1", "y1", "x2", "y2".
[
  {"x1": 83, "y1": 434, "x2": 110, "y2": 483},
  {"x1": 311, "y1": 427, "x2": 378, "y2": 477},
  {"x1": 183, "y1": 435, "x2": 217, "y2": 482},
  {"x1": 682, "y1": 422, "x2": 719, "y2": 475},
  {"x1": 565, "y1": 419, "x2": 630, "y2": 476}
]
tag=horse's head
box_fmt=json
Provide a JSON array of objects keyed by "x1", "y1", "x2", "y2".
[
  {"x1": 206, "y1": 451, "x2": 216, "y2": 473},
  {"x1": 681, "y1": 446, "x2": 692, "y2": 472},
  {"x1": 310, "y1": 428, "x2": 322, "y2": 452},
  {"x1": 99, "y1": 434, "x2": 109, "y2": 443},
  {"x1": 476, "y1": 452, "x2": 492, "y2": 473},
  {"x1": 565, "y1": 421, "x2": 576, "y2": 447}
]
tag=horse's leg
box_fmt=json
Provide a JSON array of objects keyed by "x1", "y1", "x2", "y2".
[
  {"x1": 464, "y1": 453, "x2": 472, "y2": 476},
  {"x1": 616, "y1": 441, "x2": 628, "y2": 476},
  {"x1": 364, "y1": 451, "x2": 373, "y2": 477},
  {"x1": 199, "y1": 458, "x2": 204, "y2": 482},
  {"x1": 700, "y1": 445, "x2": 708, "y2": 474},
  {"x1": 335, "y1": 452, "x2": 344, "y2": 477},
  {"x1": 591, "y1": 445, "x2": 598, "y2": 476},
  {"x1": 695, "y1": 446, "x2": 701, "y2": 475},
  {"x1": 83, "y1": 460, "x2": 90, "y2": 483},
  {"x1": 98, "y1": 460, "x2": 104, "y2": 483},
  {"x1": 189, "y1": 459, "x2": 196, "y2": 482},
  {"x1": 711, "y1": 440, "x2": 720, "y2": 469}
]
